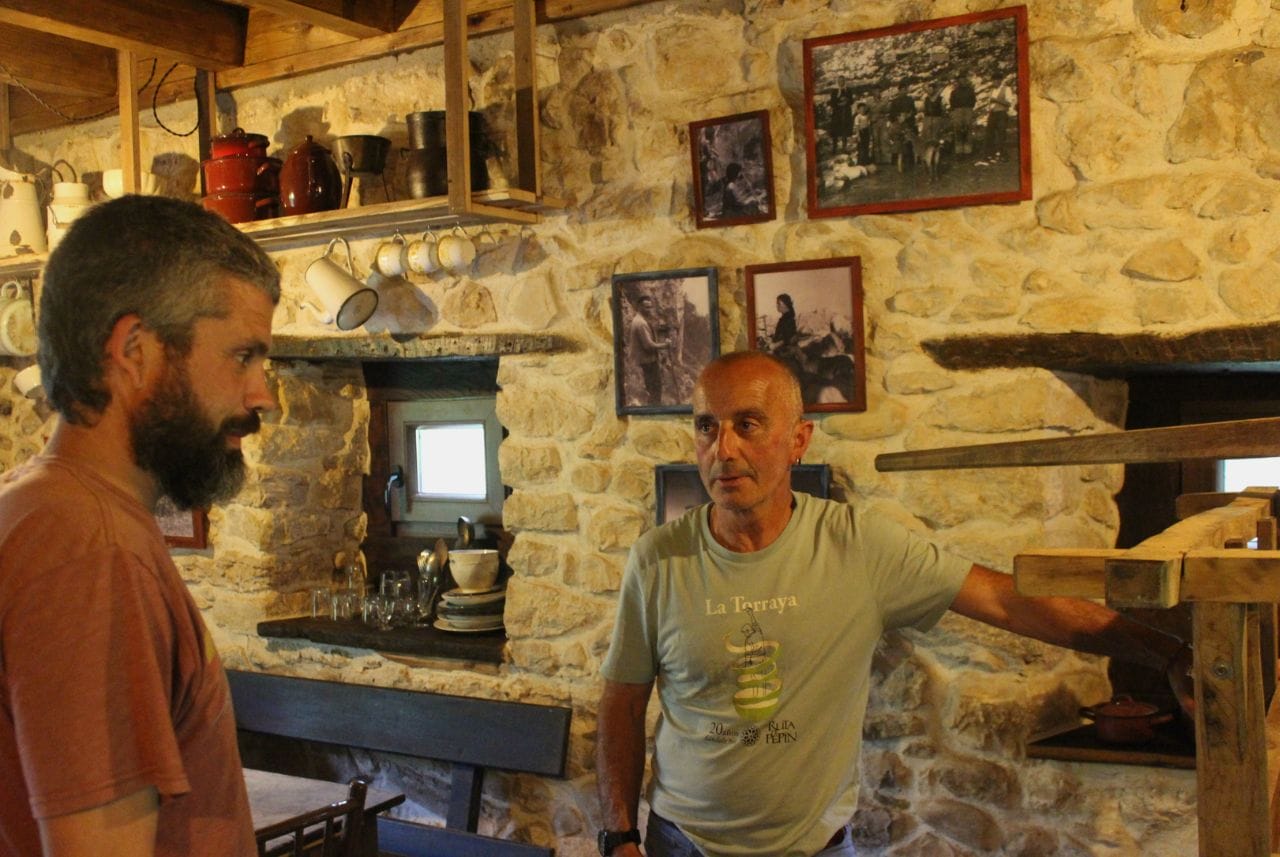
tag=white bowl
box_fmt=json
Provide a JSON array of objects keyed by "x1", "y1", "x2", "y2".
[{"x1": 449, "y1": 549, "x2": 499, "y2": 592}]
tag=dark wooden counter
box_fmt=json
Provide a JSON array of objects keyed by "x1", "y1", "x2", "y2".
[{"x1": 257, "y1": 616, "x2": 506, "y2": 663}]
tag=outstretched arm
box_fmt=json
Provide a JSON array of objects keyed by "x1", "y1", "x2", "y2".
[
  {"x1": 951, "y1": 564, "x2": 1193, "y2": 711},
  {"x1": 596, "y1": 678, "x2": 654, "y2": 856}
]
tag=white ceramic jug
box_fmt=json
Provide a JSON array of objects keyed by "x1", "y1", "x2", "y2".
[
  {"x1": 0, "y1": 164, "x2": 48, "y2": 258},
  {"x1": 47, "y1": 181, "x2": 92, "y2": 251}
]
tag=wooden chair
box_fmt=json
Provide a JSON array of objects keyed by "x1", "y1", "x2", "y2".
[{"x1": 255, "y1": 777, "x2": 369, "y2": 857}]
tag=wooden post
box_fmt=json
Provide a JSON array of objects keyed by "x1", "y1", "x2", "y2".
[
  {"x1": 1193, "y1": 602, "x2": 1269, "y2": 857},
  {"x1": 513, "y1": 0, "x2": 539, "y2": 195},
  {"x1": 117, "y1": 49, "x2": 140, "y2": 193},
  {"x1": 443, "y1": 0, "x2": 470, "y2": 215},
  {"x1": 195, "y1": 69, "x2": 218, "y2": 196},
  {"x1": 0, "y1": 85, "x2": 10, "y2": 166}
]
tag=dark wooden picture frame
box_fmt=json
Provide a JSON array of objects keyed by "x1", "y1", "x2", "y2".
[
  {"x1": 803, "y1": 6, "x2": 1031, "y2": 219},
  {"x1": 155, "y1": 496, "x2": 209, "y2": 549},
  {"x1": 690, "y1": 110, "x2": 776, "y2": 229},
  {"x1": 655, "y1": 464, "x2": 832, "y2": 524},
  {"x1": 613, "y1": 267, "x2": 720, "y2": 416},
  {"x1": 745, "y1": 257, "x2": 866, "y2": 414}
]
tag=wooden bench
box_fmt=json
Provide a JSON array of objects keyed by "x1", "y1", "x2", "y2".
[{"x1": 226, "y1": 670, "x2": 571, "y2": 857}]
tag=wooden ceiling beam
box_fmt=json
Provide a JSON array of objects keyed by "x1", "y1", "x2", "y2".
[
  {"x1": 0, "y1": 25, "x2": 116, "y2": 97},
  {"x1": 231, "y1": 0, "x2": 399, "y2": 39},
  {"x1": 0, "y1": 0, "x2": 247, "y2": 70}
]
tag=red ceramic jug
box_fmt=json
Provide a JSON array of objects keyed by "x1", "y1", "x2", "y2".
[{"x1": 279, "y1": 136, "x2": 342, "y2": 216}]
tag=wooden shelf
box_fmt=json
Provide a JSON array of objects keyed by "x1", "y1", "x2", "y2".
[
  {"x1": 0, "y1": 189, "x2": 565, "y2": 278},
  {"x1": 242, "y1": 189, "x2": 564, "y2": 252},
  {"x1": 257, "y1": 616, "x2": 506, "y2": 663}
]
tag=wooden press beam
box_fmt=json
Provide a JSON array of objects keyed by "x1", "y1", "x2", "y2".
[
  {"x1": 875, "y1": 416, "x2": 1280, "y2": 472},
  {"x1": 1015, "y1": 493, "x2": 1277, "y2": 607}
]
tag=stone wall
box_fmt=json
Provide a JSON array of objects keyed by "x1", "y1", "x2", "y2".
[{"x1": 11, "y1": 0, "x2": 1280, "y2": 853}]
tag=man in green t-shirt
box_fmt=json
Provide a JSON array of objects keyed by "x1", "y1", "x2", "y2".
[{"x1": 595, "y1": 351, "x2": 1193, "y2": 857}]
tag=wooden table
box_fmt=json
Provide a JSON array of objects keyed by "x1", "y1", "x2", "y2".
[{"x1": 245, "y1": 768, "x2": 406, "y2": 856}]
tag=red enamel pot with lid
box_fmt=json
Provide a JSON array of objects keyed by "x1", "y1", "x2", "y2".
[
  {"x1": 1078, "y1": 695, "x2": 1173, "y2": 744},
  {"x1": 210, "y1": 127, "x2": 270, "y2": 159}
]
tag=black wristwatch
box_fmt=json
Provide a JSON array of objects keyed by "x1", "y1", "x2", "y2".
[{"x1": 598, "y1": 828, "x2": 640, "y2": 855}]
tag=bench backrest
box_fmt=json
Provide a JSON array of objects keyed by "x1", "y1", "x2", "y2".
[{"x1": 226, "y1": 669, "x2": 571, "y2": 778}]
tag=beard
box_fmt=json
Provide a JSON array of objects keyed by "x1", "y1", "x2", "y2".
[{"x1": 129, "y1": 360, "x2": 261, "y2": 511}]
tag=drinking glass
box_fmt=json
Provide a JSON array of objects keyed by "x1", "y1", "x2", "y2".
[{"x1": 311, "y1": 586, "x2": 333, "y2": 620}]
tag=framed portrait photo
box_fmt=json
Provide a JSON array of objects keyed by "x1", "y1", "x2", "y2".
[
  {"x1": 655, "y1": 463, "x2": 832, "y2": 524},
  {"x1": 613, "y1": 267, "x2": 720, "y2": 416},
  {"x1": 155, "y1": 496, "x2": 209, "y2": 549},
  {"x1": 745, "y1": 257, "x2": 866, "y2": 414},
  {"x1": 803, "y1": 5, "x2": 1031, "y2": 219},
  {"x1": 690, "y1": 110, "x2": 776, "y2": 229}
]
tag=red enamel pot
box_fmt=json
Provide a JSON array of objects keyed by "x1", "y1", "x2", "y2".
[{"x1": 1079, "y1": 695, "x2": 1173, "y2": 744}]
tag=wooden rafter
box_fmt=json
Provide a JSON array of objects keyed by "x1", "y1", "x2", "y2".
[
  {"x1": 223, "y1": 0, "x2": 400, "y2": 39},
  {"x1": 0, "y1": 25, "x2": 116, "y2": 97}
]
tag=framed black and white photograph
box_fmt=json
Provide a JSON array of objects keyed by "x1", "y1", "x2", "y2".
[
  {"x1": 155, "y1": 496, "x2": 208, "y2": 549},
  {"x1": 745, "y1": 257, "x2": 865, "y2": 414},
  {"x1": 655, "y1": 464, "x2": 832, "y2": 524},
  {"x1": 690, "y1": 110, "x2": 776, "y2": 229},
  {"x1": 803, "y1": 6, "x2": 1030, "y2": 219},
  {"x1": 613, "y1": 267, "x2": 720, "y2": 415}
]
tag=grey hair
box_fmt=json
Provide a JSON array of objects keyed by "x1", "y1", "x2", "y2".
[{"x1": 38, "y1": 195, "x2": 280, "y2": 425}]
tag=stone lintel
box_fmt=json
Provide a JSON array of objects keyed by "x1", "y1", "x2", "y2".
[
  {"x1": 270, "y1": 332, "x2": 580, "y2": 362},
  {"x1": 922, "y1": 322, "x2": 1280, "y2": 376}
]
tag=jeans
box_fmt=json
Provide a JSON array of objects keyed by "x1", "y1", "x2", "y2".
[{"x1": 645, "y1": 811, "x2": 856, "y2": 857}]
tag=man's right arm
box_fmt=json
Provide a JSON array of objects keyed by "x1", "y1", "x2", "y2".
[
  {"x1": 38, "y1": 787, "x2": 158, "y2": 857},
  {"x1": 596, "y1": 678, "x2": 654, "y2": 856}
]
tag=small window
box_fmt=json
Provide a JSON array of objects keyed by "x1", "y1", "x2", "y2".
[
  {"x1": 1219, "y1": 457, "x2": 1280, "y2": 493},
  {"x1": 387, "y1": 396, "x2": 504, "y2": 532}
]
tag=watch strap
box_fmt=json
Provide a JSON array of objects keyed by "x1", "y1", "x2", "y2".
[{"x1": 598, "y1": 827, "x2": 641, "y2": 855}]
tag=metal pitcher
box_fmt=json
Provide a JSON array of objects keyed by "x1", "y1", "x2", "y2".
[{"x1": 0, "y1": 163, "x2": 48, "y2": 258}]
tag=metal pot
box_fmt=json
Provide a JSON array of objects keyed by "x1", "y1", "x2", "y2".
[
  {"x1": 1079, "y1": 695, "x2": 1173, "y2": 744},
  {"x1": 334, "y1": 135, "x2": 390, "y2": 174}
]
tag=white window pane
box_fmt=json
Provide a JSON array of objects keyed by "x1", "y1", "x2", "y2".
[
  {"x1": 1221, "y1": 457, "x2": 1280, "y2": 493},
  {"x1": 415, "y1": 423, "x2": 488, "y2": 500}
]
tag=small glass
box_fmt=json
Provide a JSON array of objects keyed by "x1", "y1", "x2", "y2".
[{"x1": 311, "y1": 586, "x2": 333, "y2": 620}]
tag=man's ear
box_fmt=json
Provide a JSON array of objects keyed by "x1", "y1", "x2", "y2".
[{"x1": 103, "y1": 314, "x2": 161, "y2": 391}]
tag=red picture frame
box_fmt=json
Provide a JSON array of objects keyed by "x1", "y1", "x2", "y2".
[
  {"x1": 156, "y1": 497, "x2": 209, "y2": 549},
  {"x1": 803, "y1": 6, "x2": 1031, "y2": 219},
  {"x1": 745, "y1": 257, "x2": 866, "y2": 414},
  {"x1": 689, "y1": 110, "x2": 776, "y2": 229}
]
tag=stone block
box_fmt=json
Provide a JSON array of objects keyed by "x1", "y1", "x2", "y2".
[
  {"x1": 932, "y1": 757, "x2": 1020, "y2": 808},
  {"x1": 1219, "y1": 262, "x2": 1280, "y2": 318},
  {"x1": 884, "y1": 356, "x2": 954, "y2": 395},
  {"x1": 498, "y1": 388, "x2": 595, "y2": 440},
  {"x1": 503, "y1": 491, "x2": 580, "y2": 532},
  {"x1": 508, "y1": 535, "x2": 571, "y2": 579},
  {"x1": 630, "y1": 422, "x2": 694, "y2": 461},
  {"x1": 918, "y1": 798, "x2": 1002, "y2": 852},
  {"x1": 441, "y1": 281, "x2": 498, "y2": 328},
  {"x1": 570, "y1": 462, "x2": 611, "y2": 494},
  {"x1": 1121, "y1": 239, "x2": 1201, "y2": 282},
  {"x1": 585, "y1": 503, "x2": 646, "y2": 552},
  {"x1": 500, "y1": 441, "x2": 564, "y2": 485}
]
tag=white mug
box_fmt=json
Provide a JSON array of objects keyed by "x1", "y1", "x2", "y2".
[
  {"x1": 0, "y1": 282, "x2": 36, "y2": 357},
  {"x1": 13, "y1": 364, "x2": 42, "y2": 398},
  {"x1": 304, "y1": 238, "x2": 379, "y2": 330},
  {"x1": 404, "y1": 230, "x2": 440, "y2": 275},
  {"x1": 373, "y1": 231, "x2": 408, "y2": 277},
  {"x1": 436, "y1": 226, "x2": 476, "y2": 273}
]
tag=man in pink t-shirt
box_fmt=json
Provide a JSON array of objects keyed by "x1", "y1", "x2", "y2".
[{"x1": 0, "y1": 196, "x2": 280, "y2": 857}]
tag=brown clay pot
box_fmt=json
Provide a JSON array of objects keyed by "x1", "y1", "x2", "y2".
[
  {"x1": 279, "y1": 136, "x2": 342, "y2": 216},
  {"x1": 1079, "y1": 695, "x2": 1173, "y2": 744}
]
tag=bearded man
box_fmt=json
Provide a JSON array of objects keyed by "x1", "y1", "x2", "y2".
[{"x1": 0, "y1": 195, "x2": 280, "y2": 857}]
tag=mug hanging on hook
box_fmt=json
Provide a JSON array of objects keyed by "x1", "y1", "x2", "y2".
[
  {"x1": 303, "y1": 237, "x2": 379, "y2": 330},
  {"x1": 374, "y1": 230, "x2": 409, "y2": 277},
  {"x1": 436, "y1": 225, "x2": 476, "y2": 274},
  {"x1": 405, "y1": 228, "x2": 441, "y2": 275}
]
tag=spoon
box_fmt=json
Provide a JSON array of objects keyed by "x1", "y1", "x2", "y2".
[
  {"x1": 456, "y1": 516, "x2": 474, "y2": 549},
  {"x1": 434, "y1": 537, "x2": 449, "y2": 587}
]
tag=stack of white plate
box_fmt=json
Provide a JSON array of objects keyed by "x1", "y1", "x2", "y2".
[{"x1": 434, "y1": 585, "x2": 505, "y2": 633}]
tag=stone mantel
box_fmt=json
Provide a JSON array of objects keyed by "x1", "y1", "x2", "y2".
[
  {"x1": 269, "y1": 331, "x2": 580, "y2": 362},
  {"x1": 922, "y1": 322, "x2": 1280, "y2": 377}
]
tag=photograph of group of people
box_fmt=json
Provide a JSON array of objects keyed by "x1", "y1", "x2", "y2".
[{"x1": 804, "y1": 7, "x2": 1030, "y2": 217}]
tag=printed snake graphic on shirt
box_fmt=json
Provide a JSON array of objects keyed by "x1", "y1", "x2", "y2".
[{"x1": 724, "y1": 608, "x2": 783, "y2": 721}]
